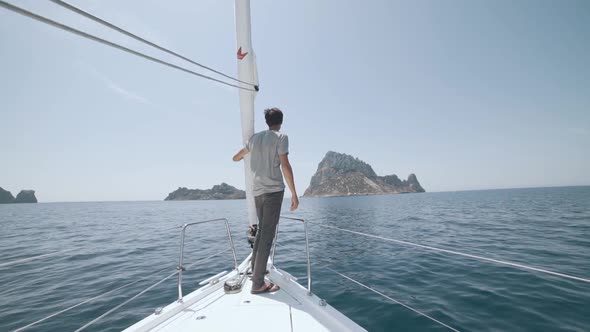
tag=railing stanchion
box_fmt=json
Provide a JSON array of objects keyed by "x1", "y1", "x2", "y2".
[
  {"x1": 177, "y1": 225, "x2": 187, "y2": 302},
  {"x1": 223, "y1": 219, "x2": 239, "y2": 271},
  {"x1": 271, "y1": 222, "x2": 280, "y2": 267},
  {"x1": 176, "y1": 218, "x2": 238, "y2": 303},
  {"x1": 277, "y1": 216, "x2": 312, "y2": 295},
  {"x1": 303, "y1": 219, "x2": 312, "y2": 295}
]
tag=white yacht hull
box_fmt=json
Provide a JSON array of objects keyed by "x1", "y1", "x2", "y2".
[{"x1": 123, "y1": 255, "x2": 366, "y2": 332}]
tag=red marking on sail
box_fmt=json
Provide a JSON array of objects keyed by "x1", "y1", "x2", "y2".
[{"x1": 237, "y1": 47, "x2": 248, "y2": 60}]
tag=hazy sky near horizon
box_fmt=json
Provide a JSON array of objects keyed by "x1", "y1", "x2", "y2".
[{"x1": 1, "y1": 0, "x2": 589, "y2": 202}]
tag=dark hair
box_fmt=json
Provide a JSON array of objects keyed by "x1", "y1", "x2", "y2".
[{"x1": 264, "y1": 107, "x2": 283, "y2": 126}]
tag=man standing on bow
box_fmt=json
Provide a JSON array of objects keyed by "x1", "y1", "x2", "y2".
[{"x1": 233, "y1": 107, "x2": 299, "y2": 294}]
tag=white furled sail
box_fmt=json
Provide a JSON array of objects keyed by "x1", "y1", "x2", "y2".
[{"x1": 235, "y1": 0, "x2": 259, "y2": 226}]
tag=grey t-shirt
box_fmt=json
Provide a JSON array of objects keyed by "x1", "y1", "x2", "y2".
[{"x1": 246, "y1": 130, "x2": 289, "y2": 196}]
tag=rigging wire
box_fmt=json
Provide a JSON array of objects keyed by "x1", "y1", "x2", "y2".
[
  {"x1": 0, "y1": 248, "x2": 75, "y2": 269},
  {"x1": 312, "y1": 223, "x2": 590, "y2": 284},
  {"x1": 75, "y1": 269, "x2": 179, "y2": 332},
  {"x1": 12, "y1": 248, "x2": 232, "y2": 332},
  {"x1": 73, "y1": 248, "x2": 233, "y2": 332},
  {"x1": 0, "y1": 0, "x2": 256, "y2": 92},
  {"x1": 12, "y1": 264, "x2": 173, "y2": 332},
  {"x1": 324, "y1": 266, "x2": 461, "y2": 332},
  {"x1": 273, "y1": 242, "x2": 460, "y2": 331},
  {"x1": 49, "y1": 0, "x2": 257, "y2": 89}
]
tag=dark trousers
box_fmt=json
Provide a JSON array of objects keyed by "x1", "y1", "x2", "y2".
[{"x1": 251, "y1": 190, "x2": 284, "y2": 289}]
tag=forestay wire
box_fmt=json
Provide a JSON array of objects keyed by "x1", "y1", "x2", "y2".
[
  {"x1": 313, "y1": 223, "x2": 590, "y2": 284},
  {"x1": 0, "y1": 1, "x2": 257, "y2": 92},
  {"x1": 49, "y1": 0, "x2": 257, "y2": 88}
]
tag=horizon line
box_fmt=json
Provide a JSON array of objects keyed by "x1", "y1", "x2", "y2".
[{"x1": 23, "y1": 184, "x2": 590, "y2": 204}]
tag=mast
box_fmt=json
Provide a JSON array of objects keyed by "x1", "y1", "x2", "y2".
[{"x1": 235, "y1": 0, "x2": 259, "y2": 226}]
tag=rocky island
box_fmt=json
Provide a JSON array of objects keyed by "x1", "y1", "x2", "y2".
[
  {"x1": 0, "y1": 187, "x2": 38, "y2": 203},
  {"x1": 303, "y1": 151, "x2": 425, "y2": 197},
  {"x1": 165, "y1": 183, "x2": 246, "y2": 201}
]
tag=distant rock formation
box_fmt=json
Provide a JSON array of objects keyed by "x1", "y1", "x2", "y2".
[
  {"x1": 0, "y1": 187, "x2": 15, "y2": 204},
  {"x1": 0, "y1": 187, "x2": 38, "y2": 203},
  {"x1": 303, "y1": 151, "x2": 425, "y2": 197},
  {"x1": 15, "y1": 190, "x2": 38, "y2": 203},
  {"x1": 165, "y1": 183, "x2": 246, "y2": 201}
]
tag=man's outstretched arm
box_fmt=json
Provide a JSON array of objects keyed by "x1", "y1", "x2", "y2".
[
  {"x1": 279, "y1": 154, "x2": 299, "y2": 211},
  {"x1": 233, "y1": 148, "x2": 249, "y2": 162}
]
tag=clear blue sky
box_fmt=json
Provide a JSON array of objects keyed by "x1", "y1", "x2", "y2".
[{"x1": 1, "y1": 0, "x2": 589, "y2": 202}]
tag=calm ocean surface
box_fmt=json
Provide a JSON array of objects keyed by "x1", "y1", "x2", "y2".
[{"x1": 1, "y1": 186, "x2": 589, "y2": 332}]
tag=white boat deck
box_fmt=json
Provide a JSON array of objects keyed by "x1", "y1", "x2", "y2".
[
  {"x1": 124, "y1": 256, "x2": 367, "y2": 332},
  {"x1": 151, "y1": 274, "x2": 326, "y2": 331}
]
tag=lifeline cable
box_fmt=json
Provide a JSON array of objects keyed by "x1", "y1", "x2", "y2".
[
  {"x1": 0, "y1": 248, "x2": 75, "y2": 269},
  {"x1": 273, "y1": 242, "x2": 461, "y2": 331},
  {"x1": 73, "y1": 248, "x2": 232, "y2": 332},
  {"x1": 12, "y1": 248, "x2": 231, "y2": 332},
  {"x1": 324, "y1": 266, "x2": 461, "y2": 332},
  {"x1": 313, "y1": 223, "x2": 590, "y2": 284},
  {"x1": 12, "y1": 264, "x2": 174, "y2": 332}
]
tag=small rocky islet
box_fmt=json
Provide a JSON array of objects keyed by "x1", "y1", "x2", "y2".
[
  {"x1": 165, "y1": 183, "x2": 246, "y2": 200},
  {"x1": 0, "y1": 187, "x2": 38, "y2": 204}
]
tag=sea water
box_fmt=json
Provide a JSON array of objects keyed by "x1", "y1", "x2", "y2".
[{"x1": 1, "y1": 186, "x2": 589, "y2": 331}]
